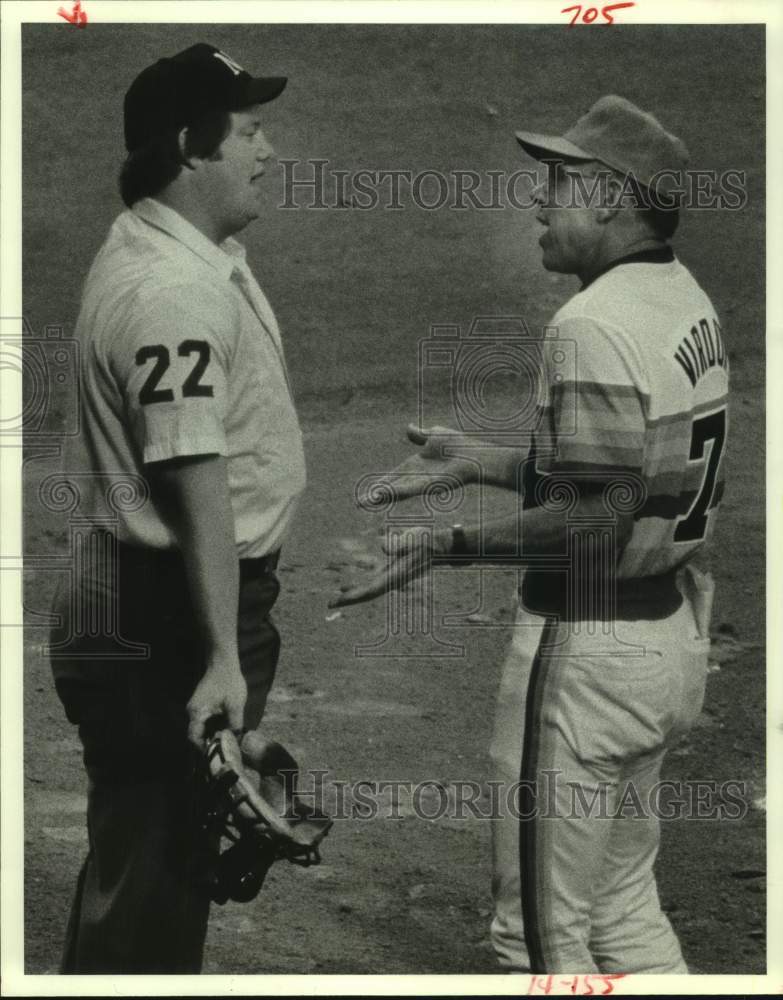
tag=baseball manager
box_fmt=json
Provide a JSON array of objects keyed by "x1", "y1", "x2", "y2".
[
  {"x1": 49, "y1": 43, "x2": 305, "y2": 973},
  {"x1": 334, "y1": 96, "x2": 729, "y2": 974}
]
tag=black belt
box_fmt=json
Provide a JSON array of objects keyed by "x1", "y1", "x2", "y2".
[
  {"x1": 520, "y1": 568, "x2": 683, "y2": 622},
  {"x1": 240, "y1": 549, "x2": 280, "y2": 580},
  {"x1": 115, "y1": 540, "x2": 281, "y2": 581}
]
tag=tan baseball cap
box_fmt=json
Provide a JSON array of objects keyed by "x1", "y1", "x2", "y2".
[{"x1": 515, "y1": 95, "x2": 689, "y2": 195}]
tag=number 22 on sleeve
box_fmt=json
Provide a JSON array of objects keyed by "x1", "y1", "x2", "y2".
[{"x1": 135, "y1": 340, "x2": 214, "y2": 405}]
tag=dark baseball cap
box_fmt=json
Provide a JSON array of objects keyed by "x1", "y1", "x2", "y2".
[
  {"x1": 515, "y1": 95, "x2": 688, "y2": 196},
  {"x1": 124, "y1": 42, "x2": 287, "y2": 152}
]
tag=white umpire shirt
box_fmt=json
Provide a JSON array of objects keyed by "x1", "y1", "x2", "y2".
[{"x1": 70, "y1": 197, "x2": 306, "y2": 559}]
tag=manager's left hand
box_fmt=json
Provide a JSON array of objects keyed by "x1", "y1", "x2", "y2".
[{"x1": 329, "y1": 526, "x2": 452, "y2": 608}]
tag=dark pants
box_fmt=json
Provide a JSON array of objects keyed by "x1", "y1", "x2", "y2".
[{"x1": 50, "y1": 543, "x2": 281, "y2": 974}]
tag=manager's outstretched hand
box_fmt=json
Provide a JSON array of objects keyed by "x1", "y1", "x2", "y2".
[
  {"x1": 356, "y1": 424, "x2": 482, "y2": 508},
  {"x1": 329, "y1": 525, "x2": 452, "y2": 608}
]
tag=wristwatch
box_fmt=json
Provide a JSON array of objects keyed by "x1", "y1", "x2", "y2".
[{"x1": 450, "y1": 523, "x2": 469, "y2": 556}]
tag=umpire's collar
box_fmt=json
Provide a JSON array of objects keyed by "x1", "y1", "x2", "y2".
[
  {"x1": 581, "y1": 244, "x2": 675, "y2": 290},
  {"x1": 132, "y1": 197, "x2": 246, "y2": 281}
]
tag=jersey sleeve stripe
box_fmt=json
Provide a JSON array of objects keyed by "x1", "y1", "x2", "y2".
[
  {"x1": 637, "y1": 480, "x2": 725, "y2": 521},
  {"x1": 644, "y1": 467, "x2": 722, "y2": 497},
  {"x1": 536, "y1": 458, "x2": 644, "y2": 478},
  {"x1": 646, "y1": 394, "x2": 730, "y2": 429},
  {"x1": 554, "y1": 428, "x2": 647, "y2": 450},
  {"x1": 547, "y1": 443, "x2": 646, "y2": 469},
  {"x1": 553, "y1": 380, "x2": 650, "y2": 411},
  {"x1": 554, "y1": 410, "x2": 648, "y2": 440}
]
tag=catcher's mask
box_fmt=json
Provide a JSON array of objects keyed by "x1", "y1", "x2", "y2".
[{"x1": 195, "y1": 729, "x2": 333, "y2": 904}]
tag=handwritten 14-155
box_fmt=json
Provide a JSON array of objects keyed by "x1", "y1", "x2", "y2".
[{"x1": 528, "y1": 974, "x2": 627, "y2": 995}]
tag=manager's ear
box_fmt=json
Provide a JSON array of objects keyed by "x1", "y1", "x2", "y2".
[{"x1": 595, "y1": 174, "x2": 623, "y2": 225}]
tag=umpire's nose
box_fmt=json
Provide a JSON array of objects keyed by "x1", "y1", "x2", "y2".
[{"x1": 256, "y1": 130, "x2": 275, "y2": 162}]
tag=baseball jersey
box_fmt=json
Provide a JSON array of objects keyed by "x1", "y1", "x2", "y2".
[
  {"x1": 69, "y1": 197, "x2": 306, "y2": 558},
  {"x1": 534, "y1": 247, "x2": 729, "y2": 578}
]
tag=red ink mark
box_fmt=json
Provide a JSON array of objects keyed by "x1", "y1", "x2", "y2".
[
  {"x1": 601, "y1": 2, "x2": 635, "y2": 23},
  {"x1": 57, "y1": 1, "x2": 87, "y2": 26},
  {"x1": 527, "y1": 975, "x2": 555, "y2": 994},
  {"x1": 528, "y1": 974, "x2": 628, "y2": 996},
  {"x1": 561, "y1": 2, "x2": 635, "y2": 26}
]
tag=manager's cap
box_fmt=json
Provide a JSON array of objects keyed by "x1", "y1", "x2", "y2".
[
  {"x1": 124, "y1": 42, "x2": 286, "y2": 152},
  {"x1": 515, "y1": 95, "x2": 689, "y2": 195}
]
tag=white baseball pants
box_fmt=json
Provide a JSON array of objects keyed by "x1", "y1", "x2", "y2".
[{"x1": 489, "y1": 566, "x2": 713, "y2": 973}]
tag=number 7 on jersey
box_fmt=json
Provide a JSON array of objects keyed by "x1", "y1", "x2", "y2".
[{"x1": 674, "y1": 408, "x2": 727, "y2": 543}]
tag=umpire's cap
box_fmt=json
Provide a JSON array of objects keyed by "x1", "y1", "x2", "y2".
[
  {"x1": 515, "y1": 95, "x2": 689, "y2": 195},
  {"x1": 124, "y1": 43, "x2": 286, "y2": 152}
]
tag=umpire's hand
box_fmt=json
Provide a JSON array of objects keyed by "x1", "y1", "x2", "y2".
[{"x1": 187, "y1": 654, "x2": 247, "y2": 748}]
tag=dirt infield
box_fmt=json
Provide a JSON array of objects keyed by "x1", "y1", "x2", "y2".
[{"x1": 21, "y1": 23, "x2": 764, "y2": 975}]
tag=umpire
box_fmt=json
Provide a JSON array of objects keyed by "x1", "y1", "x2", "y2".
[{"x1": 49, "y1": 43, "x2": 306, "y2": 973}]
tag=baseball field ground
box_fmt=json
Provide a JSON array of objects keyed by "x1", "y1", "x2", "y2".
[{"x1": 21, "y1": 22, "x2": 764, "y2": 974}]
